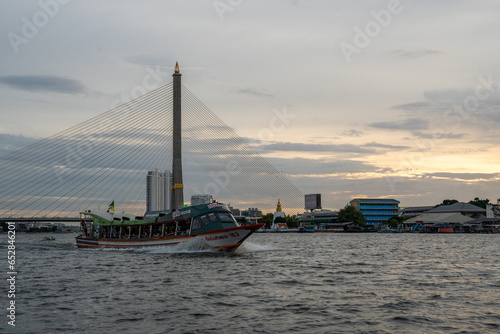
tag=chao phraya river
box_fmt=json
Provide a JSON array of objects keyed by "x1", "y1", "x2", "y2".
[{"x1": 2, "y1": 232, "x2": 499, "y2": 333}]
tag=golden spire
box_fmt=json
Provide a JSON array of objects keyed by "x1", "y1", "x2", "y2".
[
  {"x1": 276, "y1": 199, "x2": 282, "y2": 212},
  {"x1": 174, "y1": 61, "x2": 180, "y2": 73}
]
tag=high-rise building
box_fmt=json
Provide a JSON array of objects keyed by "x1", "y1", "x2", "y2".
[
  {"x1": 146, "y1": 169, "x2": 171, "y2": 212},
  {"x1": 191, "y1": 194, "x2": 213, "y2": 206}
]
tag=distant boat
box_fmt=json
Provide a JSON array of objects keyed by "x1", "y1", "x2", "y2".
[
  {"x1": 438, "y1": 226, "x2": 454, "y2": 233},
  {"x1": 378, "y1": 225, "x2": 395, "y2": 233},
  {"x1": 297, "y1": 225, "x2": 316, "y2": 233}
]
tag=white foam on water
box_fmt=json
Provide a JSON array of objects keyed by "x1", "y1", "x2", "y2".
[
  {"x1": 85, "y1": 238, "x2": 273, "y2": 254},
  {"x1": 85, "y1": 244, "x2": 209, "y2": 254},
  {"x1": 236, "y1": 241, "x2": 274, "y2": 253},
  {"x1": 143, "y1": 237, "x2": 215, "y2": 254}
]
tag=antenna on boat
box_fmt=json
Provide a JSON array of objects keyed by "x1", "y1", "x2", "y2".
[{"x1": 171, "y1": 61, "x2": 184, "y2": 210}]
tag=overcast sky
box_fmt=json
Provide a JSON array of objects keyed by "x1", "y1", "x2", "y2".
[{"x1": 1, "y1": 0, "x2": 500, "y2": 212}]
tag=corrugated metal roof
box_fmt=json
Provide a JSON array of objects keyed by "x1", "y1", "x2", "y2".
[
  {"x1": 428, "y1": 202, "x2": 485, "y2": 213},
  {"x1": 405, "y1": 212, "x2": 473, "y2": 224}
]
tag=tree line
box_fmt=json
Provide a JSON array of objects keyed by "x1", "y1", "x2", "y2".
[{"x1": 436, "y1": 197, "x2": 499, "y2": 209}]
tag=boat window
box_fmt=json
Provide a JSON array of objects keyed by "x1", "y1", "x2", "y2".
[
  {"x1": 192, "y1": 218, "x2": 201, "y2": 230},
  {"x1": 208, "y1": 213, "x2": 218, "y2": 223},
  {"x1": 218, "y1": 212, "x2": 236, "y2": 224},
  {"x1": 200, "y1": 215, "x2": 210, "y2": 226}
]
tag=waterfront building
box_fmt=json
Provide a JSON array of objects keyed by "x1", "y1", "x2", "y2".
[
  {"x1": 467, "y1": 217, "x2": 500, "y2": 232},
  {"x1": 400, "y1": 206, "x2": 434, "y2": 218},
  {"x1": 402, "y1": 203, "x2": 497, "y2": 233},
  {"x1": 241, "y1": 207, "x2": 263, "y2": 217},
  {"x1": 146, "y1": 169, "x2": 171, "y2": 212},
  {"x1": 427, "y1": 202, "x2": 485, "y2": 219},
  {"x1": 297, "y1": 209, "x2": 361, "y2": 231},
  {"x1": 191, "y1": 194, "x2": 213, "y2": 206},
  {"x1": 299, "y1": 209, "x2": 338, "y2": 224},
  {"x1": 226, "y1": 203, "x2": 241, "y2": 216},
  {"x1": 486, "y1": 203, "x2": 500, "y2": 218},
  {"x1": 405, "y1": 212, "x2": 473, "y2": 225},
  {"x1": 350, "y1": 198, "x2": 400, "y2": 226}
]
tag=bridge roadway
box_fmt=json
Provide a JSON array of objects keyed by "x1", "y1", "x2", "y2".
[{"x1": 0, "y1": 217, "x2": 89, "y2": 224}]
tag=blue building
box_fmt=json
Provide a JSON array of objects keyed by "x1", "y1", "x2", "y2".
[{"x1": 349, "y1": 198, "x2": 400, "y2": 226}]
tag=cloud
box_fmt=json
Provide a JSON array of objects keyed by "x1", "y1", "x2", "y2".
[
  {"x1": 0, "y1": 75, "x2": 88, "y2": 95},
  {"x1": 260, "y1": 142, "x2": 374, "y2": 153},
  {"x1": 123, "y1": 54, "x2": 172, "y2": 67},
  {"x1": 362, "y1": 142, "x2": 410, "y2": 150},
  {"x1": 422, "y1": 172, "x2": 500, "y2": 181},
  {"x1": 267, "y1": 157, "x2": 381, "y2": 175},
  {"x1": 370, "y1": 118, "x2": 429, "y2": 131},
  {"x1": 481, "y1": 109, "x2": 500, "y2": 122},
  {"x1": 391, "y1": 101, "x2": 432, "y2": 111},
  {"x1": 235, "y1": 88, "x2": 274, "y2": 98},
  {"x1": 258, "y1": 141, "x2": 410, "y2": 154},
  {"x1": 412, "y1": 131, "x2": 465, "y2": 139},
  {"x1": 0, "y1": 133, "x2": 39, "y2": 156},
  {"x1": 423, "y1": 88, "x2": 472, "y2": 102},
  {"x1": 392, "y1": 84, "x2": 500, "y2": 129},
  {"x1": 392, "y1": 49, "x2": 441, "y2": 59},
  {"x1": 341, "y1": 129, "x2": 363, "y2": 137}
]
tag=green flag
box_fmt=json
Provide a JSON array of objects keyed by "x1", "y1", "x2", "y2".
[{"x1": 108, "y1": 201, "x2": 115, "y2": 213}]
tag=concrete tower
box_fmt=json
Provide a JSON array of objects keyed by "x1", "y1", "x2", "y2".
[{"x1": 171, "y1": 62, "x2": 184, "y2": 210}]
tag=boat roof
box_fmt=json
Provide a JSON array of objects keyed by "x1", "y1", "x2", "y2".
[{"x1": 80, "y1": 202, "x2": 231, "y2": 226}]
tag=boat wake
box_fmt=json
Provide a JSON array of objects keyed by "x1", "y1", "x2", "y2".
[
  {"x1": 139, "y1": 239, "x2": 273, "y2": 255},
  {"x1": 93, "y1": 238, "x2": 273, "y2": 254},
  {"x1": 235, "y1": 241, "x2": 274, "y2": 253}
]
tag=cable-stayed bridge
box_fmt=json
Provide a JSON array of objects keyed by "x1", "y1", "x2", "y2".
[{"x1": 0, "y1": 80, "x2": 304, "y2": 219}]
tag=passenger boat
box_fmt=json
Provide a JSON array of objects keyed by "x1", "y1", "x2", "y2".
[{"x1": 76, "y1": 202, "x2": 264, "y2": 251}]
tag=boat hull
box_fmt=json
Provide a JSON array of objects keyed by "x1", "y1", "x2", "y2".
[{"x1": 75, "y1": 223, "x2": 264, "y2": 251}]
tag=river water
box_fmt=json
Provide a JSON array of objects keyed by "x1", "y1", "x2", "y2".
[{"x1": 1, "y1": 232, "x2": 499, "y2": 333}]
